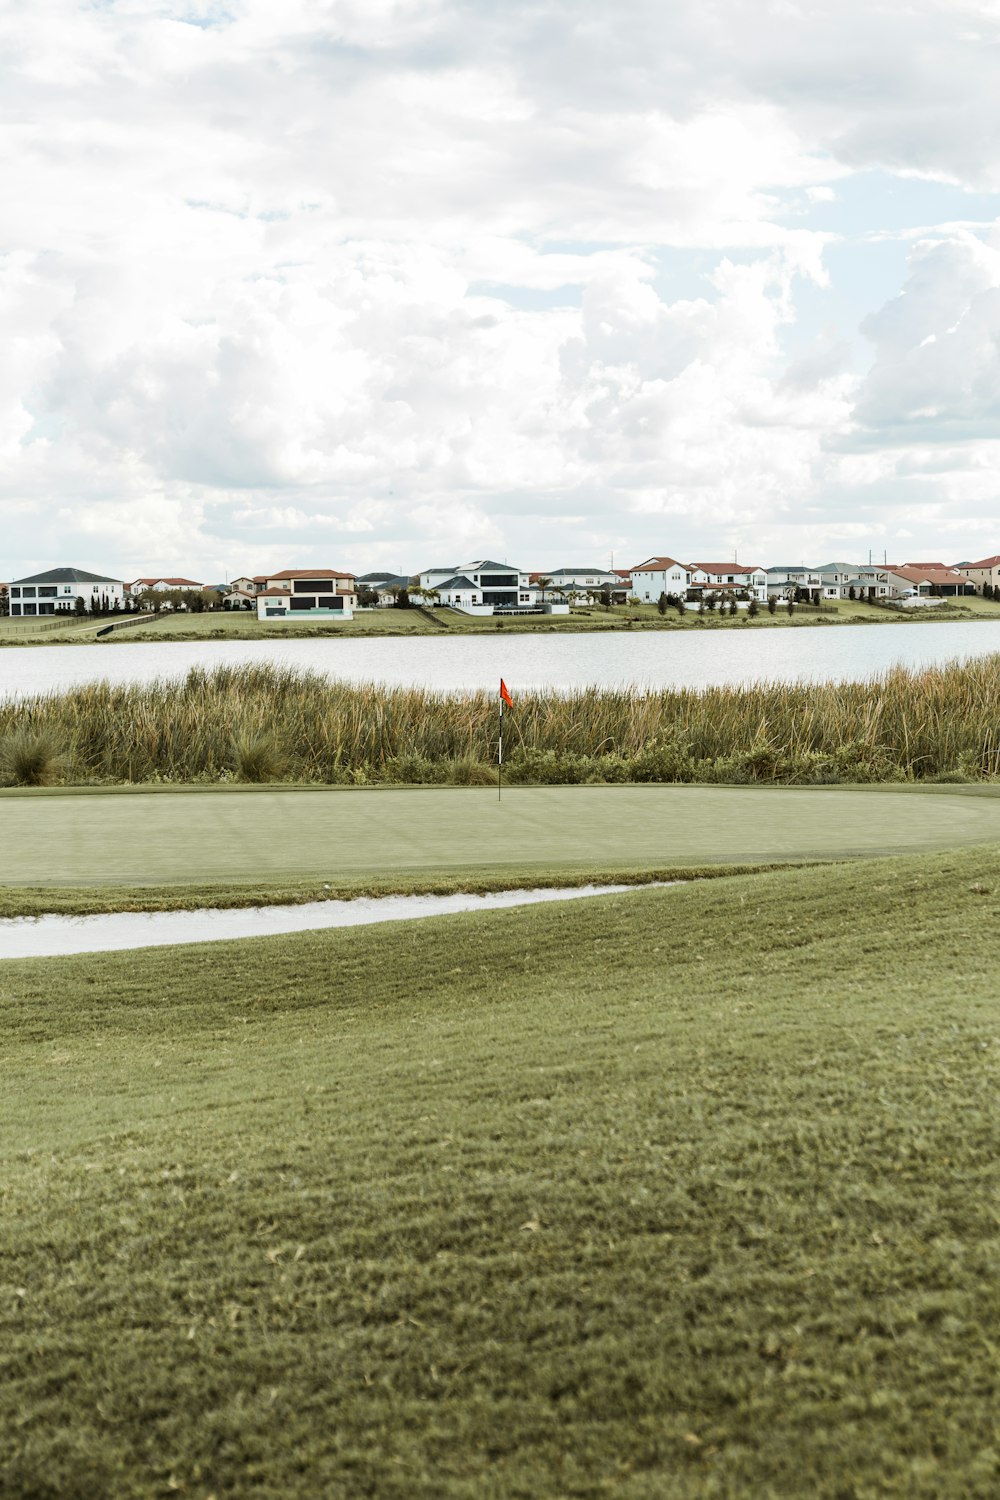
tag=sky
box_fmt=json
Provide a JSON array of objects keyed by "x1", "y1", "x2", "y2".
[{"x1": 2, "y1": 0, "x2": 1000, "y2": 582}]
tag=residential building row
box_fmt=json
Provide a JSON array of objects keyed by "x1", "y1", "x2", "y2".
[{"x1": 4, "y1": 551, "x2": 999, "y2": 621}]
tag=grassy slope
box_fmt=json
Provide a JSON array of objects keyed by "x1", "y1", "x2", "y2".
[
  {"x1": 3, "y1": 849, "x2": 1000, "y2": 1497},
  {"x1": 4, "y1": 783, "x2": 1000, "y2": 910}
]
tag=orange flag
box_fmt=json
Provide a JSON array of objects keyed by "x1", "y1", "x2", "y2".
[{"x1": 500, "y1": 678, "x2": 513, "y2": 708}]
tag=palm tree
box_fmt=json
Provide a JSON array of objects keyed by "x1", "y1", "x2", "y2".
[{"x1": 535, "y1": 576, "x2": 554, "y2": 603}]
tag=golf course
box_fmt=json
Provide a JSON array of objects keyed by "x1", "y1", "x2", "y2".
[{"x1": 3, "y1": 824, "x2": 1000, "y2": 1496}]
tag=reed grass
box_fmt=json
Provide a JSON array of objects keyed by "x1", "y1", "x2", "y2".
[{"x1": 1, "y1": 657, "x2": 999, "y2": 786}]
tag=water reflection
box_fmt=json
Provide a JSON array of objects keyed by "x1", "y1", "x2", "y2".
[{"x1": 0, "y1": 882, "x2": 667, "y2": 960}]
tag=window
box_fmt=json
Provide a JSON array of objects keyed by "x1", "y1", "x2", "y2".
[
  {"x1": 22, "y1": 587, "x2": 35, "y2": 597},
  {"x1": 39, "y1": 586, "x2": 57, "y2": 597},
  {"x1": 62, "y1": 585, "x2": 72, "y2": 594},
  {"x1": 10, "y1": 587, "x2": 19, "y2": 597}
]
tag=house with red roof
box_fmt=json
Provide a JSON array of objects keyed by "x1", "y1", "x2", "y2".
[
  {"x1": 254, "y1": 568, "x2": 357, "y2": 622},
  {"x1": 883, "y1": 565, "x2": 975, "y2": 598},
  {"x1": 955, "y1": 554, "x2": 1000, "y2": 594},
  {"x1": 129, "y1": 576, "x2": 204, "y2": 594},
  {"x1": 629, "y1": 556, "x2": 691, "y2": 603}
]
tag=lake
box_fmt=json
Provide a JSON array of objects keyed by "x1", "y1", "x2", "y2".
[{"x1": 1, "y1": 620, "x2": 1000, "y2": 700}]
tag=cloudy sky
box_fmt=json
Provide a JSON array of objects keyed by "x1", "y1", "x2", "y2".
[{"x1": 3, "y1": 0, "x2": 1000, "y2": 581}]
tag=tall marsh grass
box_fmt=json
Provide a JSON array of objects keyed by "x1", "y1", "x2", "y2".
[{"x1": 1, "y1": 658, "x2": 999, "y2": 786}]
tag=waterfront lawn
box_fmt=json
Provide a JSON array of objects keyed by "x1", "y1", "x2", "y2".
[
  {"x1": 3, "y1": 849, "x2": 1000, "y2": 1497},
  {"x1": 106, "y1": 608, "x2": 442, "y2": 640}
]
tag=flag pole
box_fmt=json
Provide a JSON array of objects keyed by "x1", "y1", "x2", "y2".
[{"x1": 498, "y1": 684, "x2": 503, "y2": 802}]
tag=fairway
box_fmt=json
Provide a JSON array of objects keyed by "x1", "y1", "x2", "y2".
[
  {"x1": 2, "y1": 782, "x2": 1000, "y2": 888},
  {"x1": 4, "y1": 851, "x2": 1000, "y2": 1497}
]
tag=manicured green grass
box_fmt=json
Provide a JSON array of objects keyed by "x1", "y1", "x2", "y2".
[
  {"x1": 3, "y1": 783, "x2": 1000, "y2": 906},
  {"x1": 3, "y1": 849, "x2": 1000, "y2": 1496}
]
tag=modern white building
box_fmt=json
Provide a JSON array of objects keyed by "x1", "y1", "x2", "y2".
[
  {"x1": 254, "y1": 569, "x2": 357, "y2": 621},
  {"x1": 417, "y1": 560, "x2": 533, "y2": 610},
  {"x1": 7, "y1": 566, "x2": 125, "y2": 615}
]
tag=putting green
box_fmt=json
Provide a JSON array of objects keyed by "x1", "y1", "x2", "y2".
[{"x1": 2, "y1": 782, "x2": 1000, "y2": 888}]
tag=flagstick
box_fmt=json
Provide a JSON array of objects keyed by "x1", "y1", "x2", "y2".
[{"x1": 498, "y1": 692, "x2": 503, "y2": 802}]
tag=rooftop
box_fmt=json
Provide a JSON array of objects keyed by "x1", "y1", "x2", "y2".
[
  {"x1": 12, "y1": 566, "x2": 123, "y2": 586},
  {"x1": 267, "y1": 568, "x2": 357, "y2": 581},
  {"x1": 631, "y1": 556, "x2": 685, "y2": 572}
]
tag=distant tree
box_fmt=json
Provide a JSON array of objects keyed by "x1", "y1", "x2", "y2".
[
  {"x1": 0, "y1": 586, "x2": 8, "y2": 618},
  {"x1": 786, "y1": 598, "x2": 795, "y2": 616},
  {"x1": 984, "y1": 583, "x2": 994, "y2": 601},
  {"x1": 111, "y1": 597, "x2": 121, "y2": 614},
  {"x1": 748, "y1": 597, "x2": 759, "y2": 618},
  {"x1": 600, "y1": 583, "x2": 612, "y2": 610},
  {"x1": 356, "y1": 585, "x2": 379, "y2": 607},
  {"x1": 535, "y1": 576, "x2": 554, "y2": 603},
  {"x1": 88, "y1": 594, "x2": 100, "y2": 616},
  {"x1": 74, "y1": 596, "x2": 87, "y2": 618},
  {"x1": 705, "y1": 592, "x2": 718, "y2": 612},
  {"x1": 657, "y1": 591, "x2": 669, "y2": 616},
  {"x1": 848, "y1": 585, "x2": 856, "y2": 600},
  {"x1": 394, "y1": 587, "x2": 411, "y2": 609},
  {"x1": 767, "y1": 596, "x2": 778, "y2": 615},
  {"x1": 929, "y1": 583, "x2": 941, "y2": 598}
]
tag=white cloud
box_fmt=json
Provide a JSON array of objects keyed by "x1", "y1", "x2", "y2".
[{"x1": 1, "y1": 0, "x2": 999, "y2": 578}]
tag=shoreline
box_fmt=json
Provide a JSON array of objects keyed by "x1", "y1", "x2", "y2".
[{"x1": 3, "y1": 597, "x2": 1000, "y2": 646}]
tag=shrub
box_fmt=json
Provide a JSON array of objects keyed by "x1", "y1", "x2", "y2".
[
  {"x1": 382, "y1": 753, "x2": 447, "y2": 784},
  {"x1": 231, "y1": 731, "x2": 287, "y2": 783},
  {"x1": 0, "y1": 728, "x2": 67, "y2": 786},
  {"x1": 445, "y1": 756, "x2": 496, "y2": 786}
]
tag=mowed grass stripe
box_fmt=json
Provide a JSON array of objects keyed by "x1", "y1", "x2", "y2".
[
  {"x1": 3, "y1": 851, "x2": 1000, "y2": 1496},
  {"x1": 4, "y1": 782, "x2": 1000, "y2": 889}
]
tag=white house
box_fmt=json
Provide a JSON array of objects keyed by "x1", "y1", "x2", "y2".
[
  {"x1": 630, "y1": 556, "x2": 691, "y2": 603},
  {"x1": 7, "y1": 566, "x2": 125, "y2": 616},
  {"x1": 417, "y1": 560, "x2": 533, "y2": 611},
  {"x1": 541, "y1": 567, "x2": 620, "y2": 590},
  {"x1": 432, "y1": 574, "x2": 487, "y2": 610},
  {"x1": 688, "y1": 562, "x2": 768, "y2": 602},
  {"x1": 766, "y1": 566, "x2": 823, "y2": 598},
  {"x1": 130, "y1": 576, "x2": 204, "y2": 595}
]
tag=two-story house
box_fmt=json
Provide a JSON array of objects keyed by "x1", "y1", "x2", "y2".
[
  {"x1": 7, "y1": 566, "x2": 125, "y2": 616},
  {"x1": 630, "y1": 556, "x2": 690, "y2": 603}
]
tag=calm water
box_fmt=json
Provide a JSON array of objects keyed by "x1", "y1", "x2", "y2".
[
  {"x1": 0, "y1": 883, "x2": 658, "y2": 959},
  {"x1": 1, "y1": 621, "x2": 1000, "y2": 699}
]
